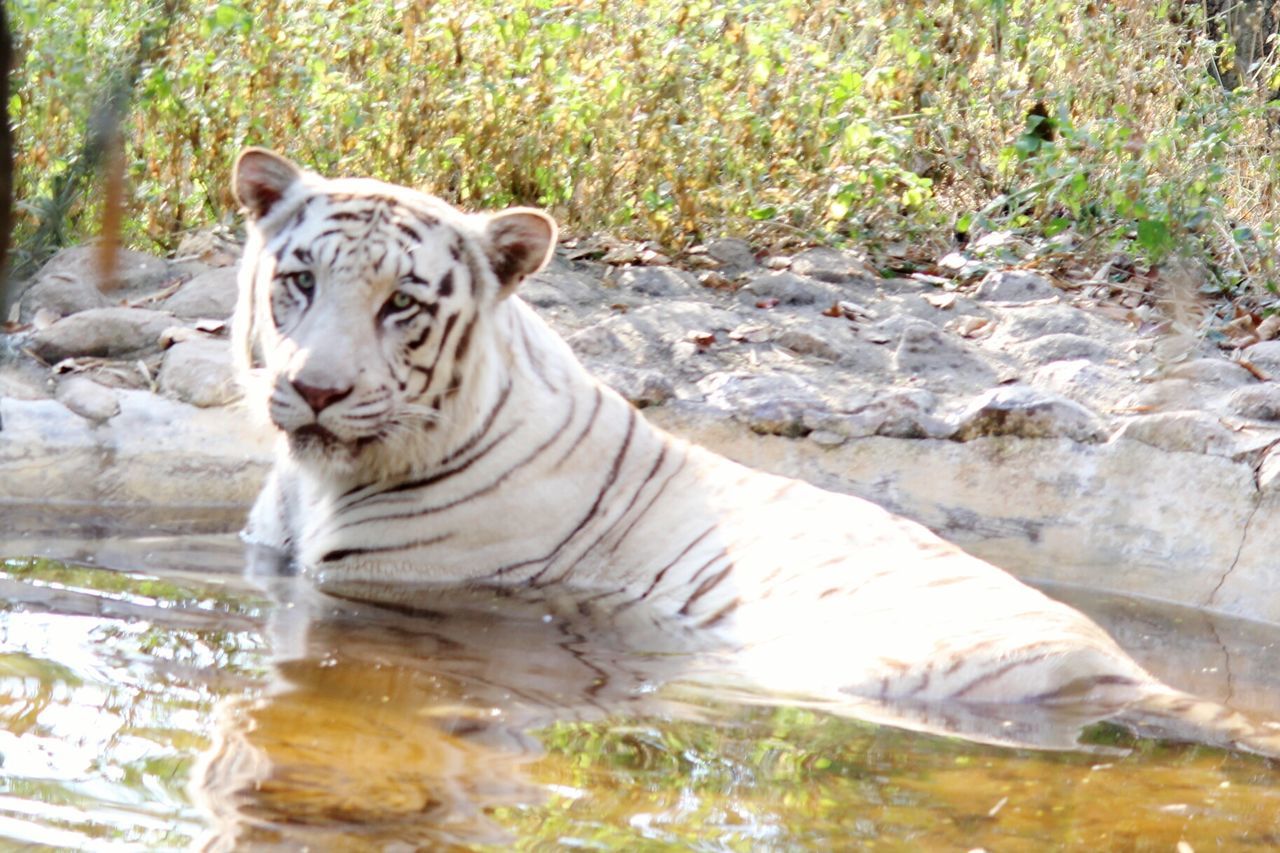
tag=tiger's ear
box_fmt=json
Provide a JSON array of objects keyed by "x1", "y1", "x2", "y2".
[
  {"x1": 484, "y1": 208, "x2": 557, "y2": 299},
  {"x1": 233, "y1": 148, "x2": 303, "y2": 220}
]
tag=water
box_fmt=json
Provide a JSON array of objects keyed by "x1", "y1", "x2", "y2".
[{"x1": 1, "y1": 522, "x2": 1280, "y2": 850}]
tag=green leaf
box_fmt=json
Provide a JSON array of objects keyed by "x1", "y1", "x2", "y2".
[{"x1": 1136, "y1": 218, "x2": 1172, "y2": 256}]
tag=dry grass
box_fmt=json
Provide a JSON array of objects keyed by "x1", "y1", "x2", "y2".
[{"x1": 9, "y1": 0, "x2": 1280, "y2": 292}]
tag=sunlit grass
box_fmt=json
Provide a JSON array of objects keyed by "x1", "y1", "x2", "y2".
[{"x1": 10, "y1": 0, "x2": 1280, "y2": 292}]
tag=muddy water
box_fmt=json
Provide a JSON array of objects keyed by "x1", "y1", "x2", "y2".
[{"x1": 1, "y1": 528, "x2": 1279, "y2": 850}]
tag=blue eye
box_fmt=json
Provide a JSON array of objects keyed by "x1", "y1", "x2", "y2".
[{"x1": 292, "y1": 271, "x2": 316, "y2": 291}]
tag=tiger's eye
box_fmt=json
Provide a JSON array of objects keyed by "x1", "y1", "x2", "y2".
[
  {"x1": 391, "y1": 291, "x2": 414, "y2": 309},
  {"x1": 293, "y1": 271, "x2": 316, "y2": 290}
]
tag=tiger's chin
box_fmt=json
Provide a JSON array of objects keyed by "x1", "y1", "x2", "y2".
[{"x1": 283, "y1": 424, "x2": 434, "y2": 484}]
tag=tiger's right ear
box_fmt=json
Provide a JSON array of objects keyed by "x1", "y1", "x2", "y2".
[{"x1": 233, "y1": 148, "x2": 303, "y2": 220}]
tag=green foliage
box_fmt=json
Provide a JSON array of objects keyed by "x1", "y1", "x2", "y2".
[{"x1": 8, "y1": 0, "x2": 1280, "y2": 287}]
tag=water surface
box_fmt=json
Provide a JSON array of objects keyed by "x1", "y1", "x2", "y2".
[{"x1": 1, "y1": 526, "x2": 1279, "y2": 850}]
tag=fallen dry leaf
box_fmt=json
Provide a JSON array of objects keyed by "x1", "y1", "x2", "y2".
[
  {"x1": 1236, "y1": 359, "x2": 1271, "y2": 381},
  {"x1": 728, "y1": 323, "x2": 771, "y2": 343},
  {"x1": 755, "y1": 297, "x2": 780, "y2": 309},
  {"x1": 687, "y1": 330, "x2": 716, "y2": 351},
  {"x1": 698, "y1": 271, "x2": 736, "y2": 290},
  {"x1": 1258, "y1": 314, "x2": 1280, "y2": 341},
  {"x1": 923, "y1": 292, "x2": 958, "y2": 310},
  {"x1": 950, "y1": 316, "x2": 994, "y2": 339}
]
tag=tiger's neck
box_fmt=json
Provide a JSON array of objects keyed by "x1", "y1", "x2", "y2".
[{"x1": 297, "y1": 296, "x2": 723, "y2": 606}]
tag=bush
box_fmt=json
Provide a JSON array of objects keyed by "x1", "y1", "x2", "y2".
[{"x1": 9, "y1": 0, "x2": 1280, "y2": 290}]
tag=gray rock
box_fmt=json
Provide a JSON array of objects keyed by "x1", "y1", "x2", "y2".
[
  {"x1": 1031, "y1": 360, "x2": 1128, "y2": 410},
  {"x1": 521, "y1": 269, "x2": 600, "y2": 309},
  {"x1": 975, "y1": 269, "x2": 1056, "y2": 303},
  {"x1": 18, "y1": 272, "x2": 109, "y2": 322},
  {"x1": 615, "y1": 267, "x2": 698, "y2": 298},
  {"x1": 163, "y1": 267, "x2": 239, "y2": 319},
  {"x1": 996, "y1": 304, "x2": 1091, "y2": 341},
  {"x1": 699, "y1": 372, "x2": 826, "y2": 437},
  {"x1": 1017, "y1": 333, "x2": 1115, "y2": 365},
  {"x1": 789, "y1": 247, "x2": 876, "y2": 283},
  {"x1": 1128, "y1": 379, "x2": 1207, "y2": 412},
  {"x1": 26, "y1": 245, "x2": 170, "y2": 300},
  {"x1": 1165, "y1": 358, "x2": 1257, "y2": 387},
  {"x1": 586, "y1": 361, "x2": 675, "y2": 408},
  {"x1": 1226, "y1": 384, "x2": 1280, "y2": 421},
  {"x1": 55, "y1": 376, "x2": 120, "y2": 423},
  {"x1": 1241, "y1": 341, "x2": 1280, "y2": 378},
  {"x1": 1257, "y1": 444, "x2": 1280, "y2": 493},
  {"x1": 704, "y1": 238, "x2": 757, "y2": 273},
  {"x1": 158, "y1": 338, "x2": 238, "y2": 407},
  {"x1": 881, "y1": 316, "x2": 995, "y2": 389},
  {"x1": 26, "y1": 308, "x2": 176, "y2": 362},
  {"x1": 739, "y1": 271, "x2": 842, "y2": 306},
  {"x1": 952, "y1": 385, "x2": 1106, "y2": 442},
  {"x1": 820, "y1": 388, "x2": 952, "y2": 440},
  {"x1": 1115, "y1": 411, "x2": 1247, "y2": 458},
  {"x1": 775, "y1": 321, "x2": 853, "y2": 362}
]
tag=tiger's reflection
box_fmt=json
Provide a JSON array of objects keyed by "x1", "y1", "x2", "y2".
[
  {"x1": 190, "y1": 551, "x2": 1280, "y2": 849},
  {"x1": 190, "y1": 568, "x2": 732, "y2": 850}
]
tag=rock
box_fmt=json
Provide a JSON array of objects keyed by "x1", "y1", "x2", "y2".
[
  {"x1": 174, "y1": 227, "x2": 241, "y2": 266},
  {"x1": 1241, "y1": 340, "x2": 1280, "y2": 377},
  {"x1": 566, "y1": 324, "x2": 626, "y2": 360},
  {"x1": 1114, "y1": 411, "x2": 1249, "y2": 458},
  {"x1": 819, "y1": 388, "x2": 952, "y2": 440},
  {"x1": 163, "y1": 267, "x2": 239, "y2": 319},
  {"x1": 808, "y1": 429, "x2": 846, "y2": 447},
  {"x1": 703, "y1": 238, "x2": 757, "y2": 273},
  {"x1": 1225, "y1": 384, "x2": 1280, "y2": 421},
  {"x1": 789, "y1": 247, "x2": 876, "y2": 283},
  {"x1": 1017, "y1": 333, "x2": 1115, "y2": 365},
  {"x1": 995, "y1": 304, "x2": 1091, "y2": 341},
  {"x1": 1128, "y1": 379, "x2": 1207, "y2": 412},
  {"x1": 1165, "y1": 358, "x2": 1257, "y2": 387},
  {"x1": 974, "y1": 269, "x2": 1056, "y2": 303},
  {"x1": 25, "y1": 245, "x2": 170, "y2": 300},
  {"x1": 18, "y1": 272, "x2": 110, "y2": 322},
  {"x1": 615, "y1": 267, "x2": 698, "y2": 298},
  {"x1": 775, "y1": 322, "x2": 852, "y2": 362},
  {"x1": 1031, "y1": 360, "x2": 1128, "y2": 410},
  {"x1": 1257, "y1": 444, "x2": 1280, "y2": 493},
  {"x1": 699, "y1": 372, "x2": 825, "y2": 437},
  {"x1": 586, "y1": 361, "x2": 674, "y2": 408},
  {"x1": 879, "y1": 316, "x2": 995, "y2": 390},
  {"x1": 738, "y1": 271, "x2": 842, "y2": 306},
  {"x1": 522, "y1": 270, "x2": 600, "y2": 309},
  {"x1": 158, "y1": 338, "x2": 238, "y2": 407},
  {"x1": 0, "y1": 390, "x2": 273, "y2": 506},
  {"x1": 55, "y1": 375, "x2": 120, "y2": 423},
  {"x1": 26, "y1": 308, "x2": 176, "y2": 362},
  {"x1": 952, "y1": 385, "x2": 1106, "y2": 442}
]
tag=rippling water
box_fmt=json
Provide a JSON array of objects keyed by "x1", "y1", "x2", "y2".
[{"x1": 1, "y1": 523, "x2": 1279, "y2": 850}]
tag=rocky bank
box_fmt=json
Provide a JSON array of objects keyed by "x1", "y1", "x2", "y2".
[{"x1": 4, "y1": 233, "x2": 1280, "y2": 624}]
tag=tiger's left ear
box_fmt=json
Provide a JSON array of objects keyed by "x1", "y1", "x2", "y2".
[{"x1": 485, "y1": 208, "x2": 557, "y2": 299}]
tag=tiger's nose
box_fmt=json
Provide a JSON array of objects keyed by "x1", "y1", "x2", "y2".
[{"x1": 292, "y1": 380, "x2": 353, "y2": 414}]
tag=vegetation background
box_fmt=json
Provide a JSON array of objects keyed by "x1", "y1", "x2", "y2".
[{"x1": 9, "y1": 0, "x2": 1280, "y2": 299}]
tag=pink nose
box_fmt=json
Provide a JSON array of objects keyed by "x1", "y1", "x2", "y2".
[{"x1": 292, "y1": 380, "x2": 352, "y2": 413}]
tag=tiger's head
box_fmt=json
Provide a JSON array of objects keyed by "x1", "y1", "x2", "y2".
[{"x1": 231, "y1": 148, "x2": 555, "y2": 480}]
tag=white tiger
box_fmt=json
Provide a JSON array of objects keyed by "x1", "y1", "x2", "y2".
[{"x1": 230, "y1": 147, "x2": 1280, "y2": 754}]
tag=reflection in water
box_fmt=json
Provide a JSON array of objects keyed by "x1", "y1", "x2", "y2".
[{"x1": 1, "y1": 552, "x2": 1280, "y2": 849}]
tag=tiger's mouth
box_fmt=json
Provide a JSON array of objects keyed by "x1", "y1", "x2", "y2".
[
  {"x1": 289, "y1": 423, "x2": 384, "y2": 456},
  {"x1": 291, "y1": 423, "x2": 341, "y2": 447}
]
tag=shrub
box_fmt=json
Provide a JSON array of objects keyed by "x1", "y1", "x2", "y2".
[{"x1": 8, "y1": 0, "x2": 1280, "y2": 290}]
